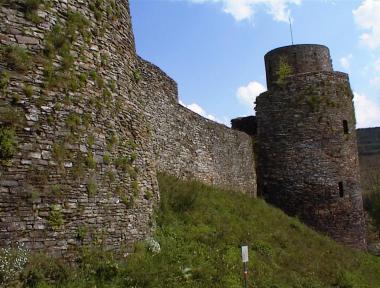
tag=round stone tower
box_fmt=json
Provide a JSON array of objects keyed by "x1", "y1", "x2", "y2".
[{"x1": 255, "y1": 44, "x2": 366, "y2": 250}]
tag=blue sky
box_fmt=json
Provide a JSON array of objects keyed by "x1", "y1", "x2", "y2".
[{"x1": 130, "y1": 0, "x2": 380, "y2": 128}]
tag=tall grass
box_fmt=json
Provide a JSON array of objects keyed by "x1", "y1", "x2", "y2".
[{"x1": 6, "y1": 173, "x2": 380, "y2": 287}]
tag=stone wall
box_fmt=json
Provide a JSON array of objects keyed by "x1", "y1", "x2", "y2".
[
  {"x1": 0, "y1": 0, "x2": 159, "y2": 256},
  {"x1": 265, "y1": 44, "x2": 332, "y2": 89},
  {"x1": 0, "y1": 0, "x2": 257, "y2": 255},
  {"x1": 138, "y1": 58, "x2": 257, "y2": 196},
  {"x1": 256, "y1": 67, "x2": 366, "y2": 249}
]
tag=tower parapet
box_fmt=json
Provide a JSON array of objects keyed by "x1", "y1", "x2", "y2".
[
  {"x1": 265, "y1": 44, "x2": 332, "y2": 89},
  {"x1": 256, "y1": 45, "x2": 367, "y2": 250}
]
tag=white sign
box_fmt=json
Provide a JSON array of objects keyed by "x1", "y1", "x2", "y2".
[{"x1": 241, "y1": 246, "x2": 249, "y2": 263}]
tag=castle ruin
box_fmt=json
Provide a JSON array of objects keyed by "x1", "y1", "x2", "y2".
[{"x1": 0, "y1": 1, "x2": 366, "y2": 255}]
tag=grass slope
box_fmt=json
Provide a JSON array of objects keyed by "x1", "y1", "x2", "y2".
[{"x1": 11, "y1": 174, "x2": 380, "y2": 287}]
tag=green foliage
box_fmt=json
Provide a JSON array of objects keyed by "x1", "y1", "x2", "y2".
[
  {"x1": 0, "y1": 70, "x2": 10, "y2": 94},
  {"x1": 11, "y1": 94, "x2": 21, "y2": 105},
  {"x1": 306, "y1": 94, "x2": 322, "y2": 113},
  {"x1": 106, "y1": 133, "x2": 119, "y2": 150},
  {"x1": 0, "y1": 45, "x2": 32, "y2": 72},
  {"x1": 23, "y1": 84, "x2": 33, "y2": 98},
  {"x1": 115, "y1": 155, "x2": 133, "y2": 172},
  {"x1": 276, "y1": 56, "x2": 293, "y2": 85},
  {"x1": 0, "y1": 106, "x2": 25, "y2": 127},
  {"x1": 86, "y1": 178, "x2": 97, "y2": 196},
  {"x1": 23, "y1": 0, "x2": 45, "y2": 24},
  {"x1": 0, "y1": 126, "x2": 17, "y2": 161},
  {"x1": 52, "y1": 142, "x2": 67, "y2": 163},
  {"x1": 363, "y1": 170, "x2": 380, "y2": 233},
  {"x1": 26, "y1": 189, "x2": 40, "y2": 202},
  {"x1": 85, "y1": 153, "x2": 97, "y2": 169},
  {"x1": 51, "y1": 184, "x2": 62, "y2": 197},
  {"x1": 133, "y1": 69, "x2": 142, "y2": 83},
  {"x1": 43, "y1": 10, "x2": 89, "y2": 91},
  {"x1": 105, "y1": 170, "x2": 116, "y2": 183},
  {"x1": 144, "y1": 190, "x2": 153, "y2": 200},
  {"x1": 76, "y1": 226, "x2": 88, "y2": 241},
  {"x1": 65, "y1": 112, "x2": 81, "y2": 131},
  {"x1": 9, "y1": 175, "x2": 380, "y2": 287},
  {"x1": 48, "y1": 204, "x2": 64, "y2": 230},
  {"x1": 103, "y1": 153, "x2": 111, "y2": 165},
  {"x1": 121, "y1": 194, "x2": 134, "y2": 209},
  {"x1": 87, "y1": 134, "x2": 95, "y2": 148},
  {"x1": 20, "y1": 253, "x2": 69, "y2": 286}
]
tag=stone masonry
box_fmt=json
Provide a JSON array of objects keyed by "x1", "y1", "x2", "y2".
[
  {"x1": 138, "y1": 58, "x2": 257, "y2": 196},
  {"x1": 256, "y1": 45, "x2": 366, "y2": 250},
  {"x1": 0, "y1": 0, "x2": 257, "y2": 255}
]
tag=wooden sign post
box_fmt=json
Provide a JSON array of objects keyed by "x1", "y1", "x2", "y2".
[{"x1": 241, "y1": 245, "x2": 249, "y2": 288}]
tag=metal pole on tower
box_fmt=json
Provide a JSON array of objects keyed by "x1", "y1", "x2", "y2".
[{"x1": 289, "y1": 17, "x2": 294, "y2": 45}]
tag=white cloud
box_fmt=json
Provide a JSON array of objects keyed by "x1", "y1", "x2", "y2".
[
  {"x1": 189, "y1": 0, "x2": 302, "y2": 22},
  {"x1": 353, "y1": 91, "x2": 380, "y2": 128},
  {"x1": 179, "y1": 100, "x2": 227, "y2": 124},
  {"x1": 339, "y1": 54, "x2": 352, "y2": 70},
  {"x1": 353, "y1": 0, "x2": 380, "y2": 49},
  {"x1": 236, "y1": 81, "x2": 266, "y2": 111}
]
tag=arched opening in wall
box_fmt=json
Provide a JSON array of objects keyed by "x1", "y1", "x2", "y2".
[
  {"x1": 338, "y1": 182, "x2": 344, "y2": 198},
  {"x1": 343, "y1": 120, "x2": 349, "y2": 134}
]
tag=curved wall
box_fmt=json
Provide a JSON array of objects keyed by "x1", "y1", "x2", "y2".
[
  {"x1": 265, "y1": 44, "x2": 333, "y2": 89},
  {"x1": 256, "y1": 67, "x2": 366, "y2": 249},
  {"x1": 0, "y1": 0, "x2": 158, "y2": 256}
]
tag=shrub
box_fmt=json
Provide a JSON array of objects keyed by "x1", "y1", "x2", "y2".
[
  {"x1": 85, "y1": 153, "x2": 97, "y2": 169},
  {"x1": 0, "y1": 106, "x2": 25, "y2": 127},
  {"x1": 23, "y1": 0, "x2": 45, "y2": 24},
  {"x1": 276, "y1": 56, "x2": 293, "y2": 85},
  {"x1": 65, "y1": 112, "x2": 81, "y2": 131},
  {"x1": 76, "y1": 226, "x2": 88, "y2": 241},
  {"x1": 0, "y1": 45, "x2": 32, "y2": 72},
  {"x1": 103, "y1": 153, "x2": 111, "y2": 165},
  {"x1": 23, "y1": 84, "x2": 33, "y2": 98},
  {"x1": 133, "y1": 69, "x2": 142, "y2": 83},
  {"x1": 0, "y1": 70, "x2": 10, "y2": 94},
  {"x1": 161, "y1": 176, "x2": 199, "y2": 213},
  {"x1": 52, "y1": 142, "x2": 67, "y2": 163},
  {"x1": 48, "y1": 204, "x2": 64, "y2": 230},
  {"x1": 0, "y1": 126, "x2": 17, "y2": 160},
  {"x1": 20, "y1": 253, "x2": 69, "y2": 286},
  {"x1": 86, "y1": 178, "x2": 97, "y2": 196}
]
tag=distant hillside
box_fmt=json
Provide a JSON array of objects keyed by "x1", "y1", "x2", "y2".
[
  {"x1": 357, "y1": 127, "x2": 380, "y2": 156},
  {"x1": 14, "y1": 174, "x2": 380, "y2": 288}
]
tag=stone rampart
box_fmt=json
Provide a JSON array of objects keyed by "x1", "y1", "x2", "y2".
[
  {"x1": 138, "y1": 58, "x2": 257, "y2": 196},
  {"x1": 0, "y1": 0, "x2": 257, "y2": 256},
  {"x1": 0, "y1": 0, "x2": 159, "y2": 256}
]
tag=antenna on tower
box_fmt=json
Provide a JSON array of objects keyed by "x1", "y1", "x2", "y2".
[{"x1": 289, "y1": 17, "x2": 294, "y2": 45}]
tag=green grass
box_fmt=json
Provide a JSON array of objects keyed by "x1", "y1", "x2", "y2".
[{"x1": 10, "y1": 174, "x2": 380, "y2": 287}]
